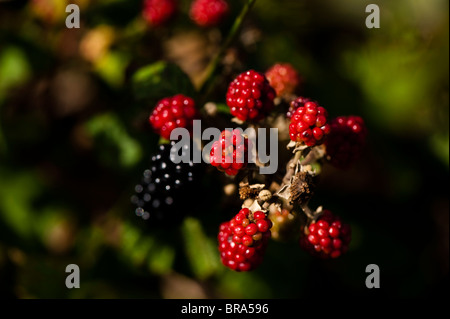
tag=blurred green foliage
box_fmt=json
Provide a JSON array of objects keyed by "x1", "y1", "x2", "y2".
[{"x1": 0, "y1": 0, "x2": 448, "y2": 299}]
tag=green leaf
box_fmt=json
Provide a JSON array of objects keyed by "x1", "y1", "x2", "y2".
[
  {"x1": 132, "y1": 61, "x2": 196, "y2": 101},
  {"x1": 119, "y1": 222, "x2": 175, "y2": 275},
  {"x1": 181, "y1": 217, "x2": 220, "y2": 280},
  {"x1": 94, "y1": 51, "x2": 130, "y2": 88},
  {"x1": 215, "y1": 103, "x2": 231, "y2": 115},
  {"x1": 0, "y1": 169, "x2": 43, "y2": 239},
  {"x1": 147, "y1": 243, "x2": 175, "y2": 275},
  {"x1": 430, "y1": 133, "x2": 449, "y2": 168},
  {"x1": 85, "y1": 113, "x2": 142, "y2": 168},
  {"x1": 0, "y1": 46, "x2": 31, "y2": 98}
]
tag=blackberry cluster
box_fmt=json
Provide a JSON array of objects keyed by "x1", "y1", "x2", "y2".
[{"x1": 131, "y1": 142, "x2": 202, "y2": 226}]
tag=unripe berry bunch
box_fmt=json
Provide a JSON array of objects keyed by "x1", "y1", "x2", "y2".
[
  {"x1": 265, "y1": 63, "x2": 301, "y2": 97},
  {"x1": 299, "y1": 210, "x2": 351, "y2": 259},
  {"x1": 289, "y1": 99, "x2": 331, "y2": 146},
  {"x1": 218, "y1": 208, "x2": 272, "y2": 271},
  {"x1": 210, "y1": 129, "x2": 252, "y2": 176},
  {"x1": 268, "y1": 208, "x2": 299, "y2": 242},
  {"x1": 190, "y1": 0, "x2": 229, "y2": 27},
  {"x1": 143, "y1": 0, "x2": 177, "y2": 27},
  {"x1": 226, "y1": 70, "x2": 276, "y2": 122},
  {"x1": 149, "y1": 94, "x2": 198, "y2": 140},
  {"x1": 325, "y1": 116, "x2": 367, "y2": 169}
]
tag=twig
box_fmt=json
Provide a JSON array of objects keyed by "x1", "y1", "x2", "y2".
[{"x1": 198, "y1": 0, "x2": 257, "y2": 104}]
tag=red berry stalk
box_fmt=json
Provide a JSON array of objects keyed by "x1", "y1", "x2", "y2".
[
  {"x1": 143, "y1": 0, "x2": 177, "y2": 27},
  {"x1": 226, "y1": 70, "x2": 276, "y2": 122},
  {"x1": 299, "y1": 210, "x2": 351, "y2": 259},
  {"x1": 324, "y1": 116, "x2": 367, "y2": 169},
  {"x1": 149, "y1": 94, "x2": 198, "y2": 140},
  {"x1": 210, "y1": 129, "x2": 252, "y2": 176},
  {"x1": 265, "y1": 63, "x2": 301, "y2": 97},
  {"x1": 218, "y1": 208, "x2": 272, "y2": 271},
  {"x1": 288, "y1": 99, "x2": 331, "y2": 147},
  {"x1": 190, "y1": 0, "x2": 229, "y2": 27}
]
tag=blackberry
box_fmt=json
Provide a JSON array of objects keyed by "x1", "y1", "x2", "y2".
[
  {"x1": 209, "y1": 129, "x2": 252, "y2": 176},
  {"x1": 143, "y1": 0, "x2": 177, "y2": 27},
  {"x1": 288, "y1": 100, "x2": 331, "y2": 146},
  {"x1": 226, "y1": 70, "x2": 276, "y2": 122},
  {"x1": 218, "y1": 208, "x2": 272, "y2": 272},
  {"x1": 299, "y1": 210, "x2": 351, "y2": 259},
  {"x1": 131, "y1": 142, "x2": 202, "y2": 226},
  {"x1": 265, "y1": 63, "x2": 301, "y2": 97},
  {"x1": 324, "y1": 115, "x2": 367, "y2": 169},
  {"x1": 190, "y1": 0, "x2": 229, "y2": 28},
  {"x1": 149, "y1": 94, "x2": 198, "y2": 140}
]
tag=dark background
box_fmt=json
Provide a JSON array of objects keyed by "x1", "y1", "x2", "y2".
[{"x1": 0, "y1": 0, "x2": 448, "y2": 298}]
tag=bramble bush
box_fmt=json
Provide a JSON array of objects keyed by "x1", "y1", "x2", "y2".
[{"x1": 0, "y1": 0, "x2": 448, "y2": 299}]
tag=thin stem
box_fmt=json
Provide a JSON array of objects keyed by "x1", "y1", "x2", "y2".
[
  {"x1": 282, "y1": 149, "x2": 302, "y2": 185},
  {"x1": 198, "y1": 0, "x2": 257, "y2": 102},
  {"x1": 300, "y1": 204, "x2": 315, "y2": 220}
]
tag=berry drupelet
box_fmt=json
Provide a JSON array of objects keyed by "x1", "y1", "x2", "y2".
[
  {"x1": 226, "y1": 70, "x2": 276, "y2": 122},
  {"x1": 286, "y1": 96, "x2": 311, "y2": 119}
]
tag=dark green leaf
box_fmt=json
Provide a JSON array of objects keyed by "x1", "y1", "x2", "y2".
[{"x1": 132, "y1": 61, "x2": 196, "y2": 101}]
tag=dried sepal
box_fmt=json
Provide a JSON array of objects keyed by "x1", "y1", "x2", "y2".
[
  {"x1": 289, "y1": 171, "x2": 315, "y2": 206},
  {"x1": 239, "y1": 182, "x2": 265, "y2": 200},
  {"x1": 275, "y1": 162, "x2": 316, "y2": 206}
]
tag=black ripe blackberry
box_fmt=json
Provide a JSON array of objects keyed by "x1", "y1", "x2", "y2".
[{"x1": 131, "y1": 142, "x2": 202, "y2": 226}]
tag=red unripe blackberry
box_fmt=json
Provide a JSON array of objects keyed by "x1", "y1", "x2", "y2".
[
  {"x1": 143, "y1": 0, "x2": 177, "y2": 27},
  {"x1": 324, "y1": 115, "x2": 367, "y2": 169},
  {"x1": 288, "y1": 99, "x2": 330, "y2": 146},
  {"x1": 265, "y1": 63, "x2": 301, "y2": 97},
  {"x1": 210, "y1": 129, "x2": 252, "y2": 176},
  {"x1": 299, "y1": 210, "x2": 351, "y2": 259},
  {"x1": 218, "y1": 208, "x2": 272, "y2": 271},
  {"x1": 149, "y1": 94, "x2": 198, "y2": 140},
  {"x1": 189, "y1": 0, "x2": 229, "y2": 27},
  {"x1": 226, "y1": 70, "x2": 276, "y2": 122}
]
